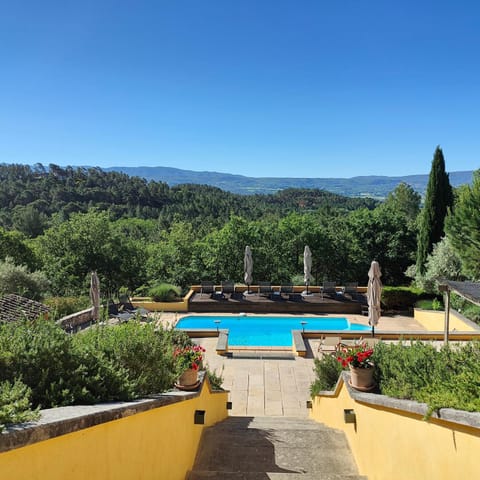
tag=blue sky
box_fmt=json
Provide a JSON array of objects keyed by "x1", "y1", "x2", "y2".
[{"x1": 0, "y1": 1, "x2": 479, "y2": 178}]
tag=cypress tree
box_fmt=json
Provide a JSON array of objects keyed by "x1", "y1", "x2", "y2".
[
  {"x1": 416, "y1": 146, "x2": 454, "y2": 275},
  {"x1": 445, "y1": 170, "x2": 480, "y2": 279}
]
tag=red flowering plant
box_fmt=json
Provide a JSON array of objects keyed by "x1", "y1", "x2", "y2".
[
  {"x1": 336, "y1": 342, "x2": 374, "y2": 369},
  {"x1": 173, "y1": 345, "x2": 205, "y2": 374}
]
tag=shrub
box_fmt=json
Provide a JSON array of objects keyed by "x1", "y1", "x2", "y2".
[
  {"x1": 290, "y1": 274, "x2": 305, "y2": 286},
  {"x1": 0, "y1": 379, "x2": 39, "y2": 431},
  {"x1": 0, "y1": 319, "x2": 90, "y2": 408},
  {"x1": 0, "y1": 257, "x2": 49, "y2": 300},
  {"x1": 132, "y1": 284, "x2": 149, "y2": 296},
  {"x1": 206, "y1": 366, "x2": 224, "y2": 391},
  {"x1": 451, "y1": 293, "x2": 480, "y2": 324},
  {"x1": 381, "y1": 286, "x2": 426, "y2": 311},
  {"x1": 311, "y1": 341, "x2": 480, "y2": 416},
  {"x1": 43, "y1": 296, "x2": 90, "y2": 320},
  {"x1": 310, "y1": 354, "x2": 343, "y2": 396},
  {"x1": 415, "y1": 298, "x2": 444, "y2": 311},
  {"x1": 148, "y1": 283, "x2": 181, "y2": 302},
  {"x1": 169, "y1": 328, "x2": 195, "y2": 349},
  {"x1": 414, "y1": 237, "x2": 463, "y2": 294},
  {"x1": 0, "y1": 319, "x2": 182, "y2": 410},
  {"x1": 373, "y1": 341, "x2": 480, "y2": 416},
  {"x1": 74, "y1": 322, "x2": 179, "y2": 397}
]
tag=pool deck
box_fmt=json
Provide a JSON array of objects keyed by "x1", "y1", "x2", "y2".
[
  {"x1": 189, "y1": 290, "x2": 365, "y2": 314},
  {"x1": 158, "y1": 312, "x2": 425, "y2": 418}
]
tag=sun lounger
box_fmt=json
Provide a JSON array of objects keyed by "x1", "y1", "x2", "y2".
[
  {"x1": 108, "y1": 301, "x2": 135, "y2": 322},
  {"x1": 200, "y1": 281, "x2": 214, "y2": 296},
  {"x1": 344, "y1": 282, "x2": 358, "y2": 294},
  {"x1": 322, "y1": 281, "x2": 337, "y2": 298},
  {"x1": 258, "y1": 281, "x2": 273, "y2": 297},
  {"x1": 221, "y1": 280, "x2": 244, "y2": 300},
  {"x1": 119, "y1": 301, "x2": 150, "y2": 318},
  {"x1": 318, "y1": 336, "x2": 341, "y2": 355},
  {"x1": 221, "y1": 280, "x2": 235, "y2": 295},
  {"x1": 344, "y1": 282, "x2": 359, "y2": 299},
  {"x1": 280, "y1": 284, "x2": 301, "y2": 301}
]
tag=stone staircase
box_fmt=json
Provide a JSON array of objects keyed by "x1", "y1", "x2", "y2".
[{"x1": 186, "y1": 416, "x2": 367, "y2": 479}]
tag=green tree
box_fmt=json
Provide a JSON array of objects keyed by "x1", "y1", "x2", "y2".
[
  {"x1": 445, "y1": 171, "x2": 480, "y2": 279},
  {"x1": 416, "y1": 147, "x2": 454, "y2": 275},
  {"x1": 346, "y1": 205, "x2": 417, "y2": 285},
  {"x1": 416, "y1": 237, "x2": 464, "y2": 293},
  {"x1": 0, "y1": 257, "x2": 49, "y2": 300},
  {"x1": 145, "y1": 221, "x2": 203, "y2": 289},
  {"x1": 12, "y1": 205, "x2": 49, "y2": 238},
  {"x1": 275, "y1": 213, "x2": 321, "y2": 280},
  {"x1": 0, "y1": 228, "x2": 37, "y2": 269},
  {"x1": 34, "y1": 211, "x2": 146, "y2": 295},
  {"x1": 200, "y1": 216, "x2": 260, "y2": 283},
  {"x1": 384, "y1": 182, "x2": 421, "y2": 223}
]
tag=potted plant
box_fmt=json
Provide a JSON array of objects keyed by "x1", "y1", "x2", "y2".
[
  {"x1": 336, "y1": 342, "x2": 375, "y2": 391},
  {"x1": 173, "y1": 345, "x2": 205, "y2": 389}
]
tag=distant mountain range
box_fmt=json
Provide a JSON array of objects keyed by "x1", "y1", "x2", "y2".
[{"x1": 104, "y1": 166, "x2": 475, "y2": 198}]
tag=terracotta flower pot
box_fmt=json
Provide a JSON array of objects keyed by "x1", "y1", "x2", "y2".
[
  {"x1": 178, "y1": 368, "x2": 198, "y2": 387},
  {"x1": 349, "y1": 364, "x2": 375, "y2": 391}
]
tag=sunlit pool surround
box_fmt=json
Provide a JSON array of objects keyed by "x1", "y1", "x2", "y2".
[{"x1": 176, "y1": 314, "x2": 370, "y2": 347}]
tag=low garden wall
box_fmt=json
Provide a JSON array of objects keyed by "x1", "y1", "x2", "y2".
[
  {"x1": 130, "y1": 289, "x2": 193, "y2": 312},
  {"x1": 0, "y1": 374, "x2": 228, "y2": 480},
  {"x1": 56, "y1": 307, "x2": 94, "y2": 331},
  {"x1": 310, "y1": 372, "x2": 480, "y2": 480}
]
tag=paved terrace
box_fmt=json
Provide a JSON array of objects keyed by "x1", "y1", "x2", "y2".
[
  {"x1": 158, "y1": 312, "x2": 425, "y2": 418},
  {"x1": 189, "y1": 287, "x2": 365, "y2": 314}
]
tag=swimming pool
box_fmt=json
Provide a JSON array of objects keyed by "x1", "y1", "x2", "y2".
[{"x1": 176, "y1": 315, "x2": 370, "y2": 347}]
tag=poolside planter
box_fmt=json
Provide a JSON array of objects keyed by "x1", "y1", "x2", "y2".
[{"x1": 349, "y1": 365, "x2": 375, "y2": 391}]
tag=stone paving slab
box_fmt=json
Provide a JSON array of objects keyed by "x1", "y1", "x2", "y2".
[{"x1": 195, "y1": 337, "x2": 315, "y2": 417}]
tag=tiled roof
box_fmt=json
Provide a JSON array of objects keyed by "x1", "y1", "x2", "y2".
[
  {"x1": 440, "y1": 280, "x2": 480, "y2": 307},
  {"x1": 0, "y1": 294, "x2": 50, "y2": 323}
]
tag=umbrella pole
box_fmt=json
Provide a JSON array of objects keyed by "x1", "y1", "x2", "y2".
[{"x1": 371, "y1": 325, "x2": 375, "y2": 338}]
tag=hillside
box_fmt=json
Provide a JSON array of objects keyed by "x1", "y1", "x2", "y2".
[
  {"x1": 104, "y1": 166, "x2": 474, "y2": 197},
  {"x1": 0, "y1": 164, "x2": 377, "y2": 236}
]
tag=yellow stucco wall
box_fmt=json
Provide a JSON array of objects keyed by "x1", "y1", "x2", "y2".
[
  {"x1": 0, "y1": 382, "x2": 228, "y2": 480},
  {"x1": 414, "y1": 308, "x2": 477, "y2": 331},
  {"x1": 310, "y1": 380, "x2": 480, "y2": 480},
  {"x1": 130, "y1": 299, "x2": 189, "y2": 312}
]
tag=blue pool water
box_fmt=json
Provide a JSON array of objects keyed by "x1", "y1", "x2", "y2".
[{"x1": 176, "y1": 315, "x2": 370, "y2": 347}]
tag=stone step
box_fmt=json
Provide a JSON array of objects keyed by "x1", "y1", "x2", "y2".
[
  {"x1": 213, "y1": 416, "x2": 332, "y2": 431},
  {"x1": 191, "y1": 441, "x2": 359, "y2": 474},
  {"x1": 199, "y1": 428, "x2": 350, "y2": 450},
  {"x1": 187, "y1": 472, "x2": 368, "y2": 480},
  {"x1": 190, "y1": 417, "x2": 363, "y2": 478}
]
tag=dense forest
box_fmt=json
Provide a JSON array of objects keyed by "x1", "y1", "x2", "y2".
[
  {"x1": 0, "y1": 162, "x2": 477, "y2": 303},
  {"x1": 0, "y1": 164, "x2": 377, "y2": 235}
]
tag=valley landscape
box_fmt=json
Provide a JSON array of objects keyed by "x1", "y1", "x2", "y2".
[{"x1": 105, "y1": 165, "x2": 474, "y2": 198}]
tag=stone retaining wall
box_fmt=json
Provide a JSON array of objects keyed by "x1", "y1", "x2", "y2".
[{"x1": 56, "y1": 307, "x2": 94, "y2": 331}]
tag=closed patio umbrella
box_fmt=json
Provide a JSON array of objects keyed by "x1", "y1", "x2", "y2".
[
  {"x1": 244, "y1": 246, "x2": 253, "y2": 294},
  {"x1": 367, "y1": 260, "x2": 382, "y2": 337},
  {"x1": 303, "y1": 245, "x2": 313, "y2": 295},
  {"x1": 90, "y1": 271, "x2": 100, "y2": 322}
]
